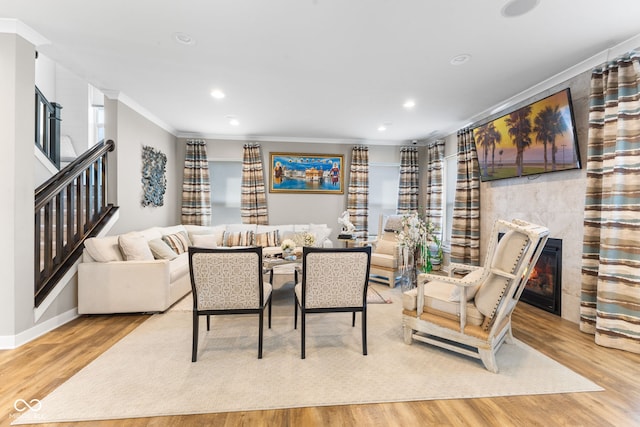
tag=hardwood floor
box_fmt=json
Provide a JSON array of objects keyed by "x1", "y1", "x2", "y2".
[{"x1": 2, "y1": 303, "x2": 639, "y2": 427}]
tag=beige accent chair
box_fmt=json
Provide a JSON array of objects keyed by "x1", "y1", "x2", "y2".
[
  {"x1": 402, "y1": 219, "x2": 549, "y2": 373},
  {"x1": 369, "y1": 215, "x2": 403, "y2": 287},
  {"x1": 189, "y1": 246, "x2": 272, "y2": 362},
  {"x1": 294, "y1": 246, "x2": 372, "y2": 359}
]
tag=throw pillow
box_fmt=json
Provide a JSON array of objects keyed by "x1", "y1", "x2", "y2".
[
  {"x1": 383, "y1": 215, "x2": 404, "y2": 232},
  {"x1": 83, "y1": 235, "x2": 123, "y2": 262},
  {"x1": 223, "y1": 230, "x2": 254, "y2": 247},
  {"x1": 191, "y1": 234, "x2": 218, "y2": 249},
  {"x1": 148, "y1": 238, "x2": 178, "y2": 260},
  {"x1": 118, "y1": 232, "x2": 155, "y2": 261},
  {"x1": 255, "y1": 230, "x2": 279, "y2": 247},
  {"x1": 308, "y1": 224, "x2": 331, "y2": 247},
  {"x1": 162, "y1": 231, "x2": 191, "y2": 254}
]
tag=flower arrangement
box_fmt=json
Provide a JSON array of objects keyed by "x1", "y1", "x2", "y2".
[
  {"x1": 294, "y1": 232, "x2": 316, "y2": 247},
  {"x1": 281, "y1": 239, "x2": 296, "y2": 252},
  {"x1": 396, "y1": 213, "x2": 438, "y2": 273}
]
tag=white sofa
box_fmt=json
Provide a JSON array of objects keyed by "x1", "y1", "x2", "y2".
[{"x1": 78, "y1": 223, "x2": 333, "y2": 314}]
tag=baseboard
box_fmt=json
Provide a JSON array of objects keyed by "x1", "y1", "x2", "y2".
[{"x1": 0, "y1": 307, "x2": 79, "y2": 350}]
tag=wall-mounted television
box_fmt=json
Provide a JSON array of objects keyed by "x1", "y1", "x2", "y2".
[{"x1": 472, "y1": 88, "x2": 581, "y2": 182}]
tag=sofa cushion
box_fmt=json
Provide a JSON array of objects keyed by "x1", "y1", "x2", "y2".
[
  {"x1": 185, "y1": 224, "x2": 226, "y2": 246},
  {"x1": 255, "y1": 230, "x2": 279, "y2": 247},
  {"x1": 148, "y1": 238, "x2": 179, "y2": 260},
  {"x1": 118, "y1": 232, "x2": 155, "y2": 261},
  {"x1": 191, "y1": 234, "x2": 218, "y2": 249},
  {"x1": 162, "y1": 231, "x2": 191, "y2": 254},
  {"x1": 226, "y1": 224, "x2": 257, "y2": 233},
  {"x1": 223, "y1": 230, "x2": 255, "y2": 247},
  {"x1": 84, "y1": 235, "x2": 124, "y2": 262},
  {"x1": 139, "y1": 227, "x2": 163, "y2": 242},
  {"x1": 169, "y1": 253, "x2": 189, "y2": 283}
]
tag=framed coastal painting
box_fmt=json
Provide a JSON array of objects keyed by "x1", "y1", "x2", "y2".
[{"x1": 269, "y1": 152, "x2": 344, "y2": 194}]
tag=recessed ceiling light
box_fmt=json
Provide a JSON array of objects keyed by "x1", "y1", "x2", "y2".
[
  {"x1": 210, "y1": 89, "x2": 225, "y2": 99},
  {"x1": 173, "y1": 32, "x2": 195, "y2": 46},
  {"x1": 403, "y1": 100, "x2": 416, "y2": 109},
  {"x1": 377, "y1": 125, "x2": 387, "y2": 132},
  {"x1": 501, "y1": 0, "x2": 539, "y2": 18},
  {"x1": 450, "y1": 54, "x2": 472, "y2": 66},
  {"x1": 225, "y1": 115, "x2": 239, "y2": 126}
]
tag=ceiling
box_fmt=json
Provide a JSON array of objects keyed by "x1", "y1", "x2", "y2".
[{"x1": 3, "y1": 0, "x2": 640, "y2": 145}]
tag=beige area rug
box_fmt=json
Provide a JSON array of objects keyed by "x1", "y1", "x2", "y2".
[{"x1": 13, "y1": 284, "x2": 602, "y2": 425}]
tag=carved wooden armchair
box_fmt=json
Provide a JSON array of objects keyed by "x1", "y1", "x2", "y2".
[{"x1": 401, "y1": 219, "x2": 549, "y2": 373}]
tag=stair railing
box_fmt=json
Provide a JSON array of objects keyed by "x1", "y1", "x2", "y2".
[
  {"x1": 35, "y1": 86, "x2": 62, "y2": 168},
  {"x1": 34, "y1": 139, "x2": 117, "y2": 307}
]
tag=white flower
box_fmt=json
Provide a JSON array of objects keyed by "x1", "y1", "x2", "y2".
[{"x1": 281, "y1": 239, "x2": 296, "y2": 251}]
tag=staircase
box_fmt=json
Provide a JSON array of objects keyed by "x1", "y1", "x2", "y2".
[{"x1": 34, "y1": 139, "x2": 118, "y2": 307}]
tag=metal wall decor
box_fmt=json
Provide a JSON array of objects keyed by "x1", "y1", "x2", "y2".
[{"x1": 141, "y1": 145, "x2": 167, "y2": 207}]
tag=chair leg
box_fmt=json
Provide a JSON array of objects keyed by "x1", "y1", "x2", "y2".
[
  {"x1": 294, "y1": 295, "x2": 298, "y2": 329},
  {"x1": 268, "y1": 296, "x2": 272, "y2": 329},
  {"x1": 206, "y1": 314, "x2": 210, "y2": 331},
  {"x1": 352, "y1": 312, "x2": 356, "y2": 327},
  {"x1": 362, "y1": 308, "x2": 367, "y2": 356},
  {"x1": 258, "y1": 309, "x2": 264, "y2": 359},
  {"x1": 301, "y1": 310, "x2": 306, "y2": 359},
  {"x1": 192, "y1": 312, "x2": 199, "y2": 362}
]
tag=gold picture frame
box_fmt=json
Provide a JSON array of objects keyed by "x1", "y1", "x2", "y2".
[{"x1": 269, "y1": 152, "x2": 344, "y2": 194}]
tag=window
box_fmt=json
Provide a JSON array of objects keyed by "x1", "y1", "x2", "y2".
[
  {"x1": 368, "y1": 163, "x2": 400, "y2": 236},
  {"x1": 209, "y1": 160, "x2": 242, "y2": 225},
  {"x1": 442, "y1": 154, "x2": 457, "y2": 247}
]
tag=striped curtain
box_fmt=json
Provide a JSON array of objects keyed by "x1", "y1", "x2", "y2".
[
  {"x1": 580, "y1": 52, "x2": 640, "y2": 354},
  {"x1": 450, "y1": 128, "x2": 480, "y2": 265},
  {"x1": 347, "y1": 146, "x2": 369, "y2": 234},
  {"x1": 181, "y1": 139, "x2": 211, "y2": 226},
  {"x1": 241, "y1": 143, "x2": 268, "y2": 225},
  {"x1": 424, "y1": 140, "x2": 445, "y2": 240},
  {"x1": 397, "y1": 146, "x2": 419, "y2": 214}
]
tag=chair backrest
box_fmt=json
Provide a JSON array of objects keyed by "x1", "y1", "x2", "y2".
[
  {"x1": 473, "y1": 219, "x2": 549, "y2": 332},
  {"x1": 188, "y1": 246, "x2": 265, "y2": 311},
  {"x1": 301, "y1": 246, "x2": 372, "y2": 309}
]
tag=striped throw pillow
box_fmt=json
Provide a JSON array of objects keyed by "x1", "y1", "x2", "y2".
[
  {"x1": 255, "y1": 230, "x2": 279, "y2": 247},
  {"x1": 223, "y1": 230, "x2": 254, "y2": 247},
  {"x1": 162, "y1": 231, "x2": 191, "y2": 254}
]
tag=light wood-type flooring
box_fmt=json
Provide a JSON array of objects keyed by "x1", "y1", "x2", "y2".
[{"x1": 1, "y1": 302, "x2": 639, "y2": 427}]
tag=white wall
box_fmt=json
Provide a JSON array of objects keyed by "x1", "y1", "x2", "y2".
[
  {"x1": 0, "y1": 33, "x2": 36, "y2": 338},
  {"x1": 107, "y1": 100, "x2": 180, "y2": 235},
  {"x1": 55, "y1": 64, "x2": 89, "y2": 156}
]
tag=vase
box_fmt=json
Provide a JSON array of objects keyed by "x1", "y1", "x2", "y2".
[{"x1": 400, "y1": 248, "x2": 421, "y2": 292}]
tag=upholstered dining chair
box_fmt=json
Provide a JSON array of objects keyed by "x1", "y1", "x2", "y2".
[
  {"x1": 402, "y1": 219, "x2": 549, "y2": 373},
  {"x1": 294, "y1": 246, "x2": 372, "y2": 359},
  {"x1": 369, "y1": 214, "x2": 403, "y2": 287},
  {"x1": 188, "y1": 246, "x2": 272, "y2": 362}
]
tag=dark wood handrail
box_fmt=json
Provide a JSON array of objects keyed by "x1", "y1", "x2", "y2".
[
  {"x1": 35, "y1": 139, "x2": 115, "y2": 210},
  {"x1": 34, "y1": 139, "x2": 117, "y2": 307}
]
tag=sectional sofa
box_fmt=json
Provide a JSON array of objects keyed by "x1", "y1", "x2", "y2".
[{"x1": 77, "y1": 223, "x2": 333, "y2": 314}]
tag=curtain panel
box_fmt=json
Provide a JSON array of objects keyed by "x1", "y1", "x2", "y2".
[
  {"x1": 241, "y1": 143, "x2": 269, "y2": 225},
  {"x1": 450, "y1": 128, "x2": 480, "y2": 265},
  {"x1": 580, "y1": 52, "x2": 640, "y2": 354},
  {"x1": 397, "y1": 146, "x2": 419, "y2": 215},
  {"x1": 424, "y1": 140, "x2": 445, "y2": 241},
  {"x1": 181, "y1": 139, "x2": 211, "y2": 226},
  {"x1": 347, "y1": 146, "x2": 369, "y2": 234}
]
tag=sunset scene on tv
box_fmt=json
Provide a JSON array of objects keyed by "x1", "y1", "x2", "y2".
[{"x1": 472, "y1": 89, "x2": 581, "y2": 182}]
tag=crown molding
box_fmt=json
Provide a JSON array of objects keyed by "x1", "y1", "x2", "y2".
[
  {"x1": 0, "y1": 18, "x2": 49, "y2": 46},
  {"x1": 174, "y1": 132, "x2": 407, "y2": 146},
  {"x1": 436, "y1": 32, "x2": 640, "y2": 141},
  {"x1": 102, "y1": 90, "x2": 177, "y2": 136}
]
